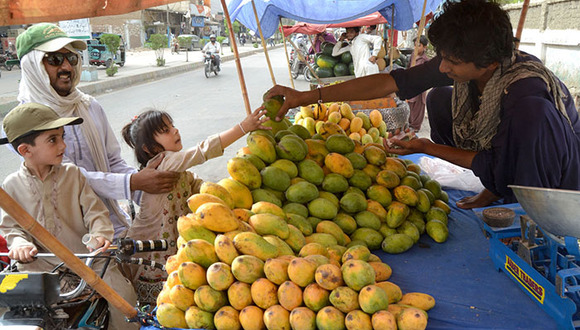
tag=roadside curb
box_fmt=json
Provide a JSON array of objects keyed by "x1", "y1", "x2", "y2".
[{"x1": 1, "y1": 45, "x2": 281, "y2": 118}]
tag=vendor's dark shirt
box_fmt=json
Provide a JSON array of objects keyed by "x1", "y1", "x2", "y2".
[{"x1": 390, "y1": 52, "x2": 580, "y2": 202}]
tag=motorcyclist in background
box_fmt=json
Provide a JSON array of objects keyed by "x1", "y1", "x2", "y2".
[{"x1": 203, "y1": 34, "x2": 221, "y2": 71}]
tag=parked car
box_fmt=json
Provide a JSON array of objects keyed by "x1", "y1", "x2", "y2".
[
  {"x1": 87, "y1": 34, "x2": 126, "y2": 68},
  {"x1": 178, "y1": 34, "x2": 202, "y2": 51}
]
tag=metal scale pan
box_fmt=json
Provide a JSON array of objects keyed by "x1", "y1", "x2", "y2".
[{"x1": 509, "y1": 185, "x2": 580, "y2": 238}]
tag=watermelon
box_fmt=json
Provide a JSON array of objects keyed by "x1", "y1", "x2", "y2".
[
  {"x1": 341, "y1": 51, "x2": 353, "y2": 64},
  {"x1": 333, "y1": 63, "x2": 349, "y2": 77},
  {"x1": 349, "y1": 62, "x2": 355, "y2": 75},
  {"x1": 321, "y1": 42, "x2": 334, "y2": 55},
  {"x1": 315, "y1": 66, "x2": 334, "y2": 78},
  {"x1": 316, "y1": 54, "x2": 339, "y2": 69}
]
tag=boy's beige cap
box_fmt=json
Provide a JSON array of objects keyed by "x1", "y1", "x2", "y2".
[{"x1": 0, "y1": 103, "x2": 83, "y2": 145}]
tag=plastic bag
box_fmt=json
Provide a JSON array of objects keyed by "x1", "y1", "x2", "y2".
[{"x1": 419, "y1": 156, "x2": 485, "y2": 193}]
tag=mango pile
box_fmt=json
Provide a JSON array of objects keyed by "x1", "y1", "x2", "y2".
[
  {"x1": 158, "y1": 227, "x2": 435, "y2": 329},
  {"x1": 294, "y1": 102, "x2": 391, "y2": 147},
  {"x1": 154, "y1": 118, "x2": 451, "y2": 329}
]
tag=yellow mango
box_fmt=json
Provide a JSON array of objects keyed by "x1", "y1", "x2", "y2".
[
  {"x1": 251, "y1": 278, "x2": 279, "y2": 310},
  {"x1": 228, "y1": 281, "x2": 253, "y2": 311},
  {"x1": 278, "y1": 280, "x2": 303, "y2": 311},
  {"x1": 239, "y1": 306, "x2": 266, "y2": 330},
  {"x1": 217, "y1": 178, "x2": 253, "y2": 209},
  {"x1": 196, "y1": 202, "x2": 239, "y2": 232},
  {"x1": 227, "y1": 157, "x2": 262, "y2": 189}
]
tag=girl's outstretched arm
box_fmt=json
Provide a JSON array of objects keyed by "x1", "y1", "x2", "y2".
[{"x1": 219, "y1": 107, "x2": 270, "y2": 149}]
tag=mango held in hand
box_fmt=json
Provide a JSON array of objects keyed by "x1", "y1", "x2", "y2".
[{"x1": 262, "y1": 94, "x2": 285, "y2": 121}]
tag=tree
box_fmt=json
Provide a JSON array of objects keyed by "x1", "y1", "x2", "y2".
[
  {"x1": 99, "y1": 33, "x2": 120, "y2": 76},
  {"x1": 146, "y1": 34, "x2": 168, "y2": 66}
]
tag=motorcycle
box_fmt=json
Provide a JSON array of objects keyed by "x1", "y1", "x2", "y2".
[
  {"x1": 0, "y1": 51, "x2": 18, "y2": 71},
  {"x1": 204, "y1": 51, "x2": 219, "y2": 78},
  {"x1": 0, "y1": 238, "x2": 168, "y2": 329},
  {"x1": 289, "y1": 48, "x2": 315, "y2": 82}
]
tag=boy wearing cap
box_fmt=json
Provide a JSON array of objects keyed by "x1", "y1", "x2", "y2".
[
  {"x1": 0, "y1": 103, "x2": 138, "y2": 330},
  {"x1": 12, "y1": 23, "x2": 179, "y2": 239}
]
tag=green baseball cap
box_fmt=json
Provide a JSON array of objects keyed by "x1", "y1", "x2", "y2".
[
  {"x1": 16, "y1": 23, "x2": 87, "y2": 59},
  {"x1": 0, "y1": 103, "x2": 83, "y2": 145}
]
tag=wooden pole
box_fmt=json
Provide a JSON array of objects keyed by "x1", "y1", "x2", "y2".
[
  {"x1": 251, "y1": 0, "x2": 276, "y2": 85},
  {"x1": 0, "y1": 187, "x2": 137, "y2": 319},
  {"x1": 389, "y1": 6, "x2": 395, "y2": 69},
  {"x1": 220, "y1": 0, "x2": 252, "y2": 115},
  {"x1": 515, "y1": 0, "x2": 530, "y2": 50},
  {"x1": 411, "y1": 0, "x2": 428, "y2": 67},
  {"x1": 280, "y1": 19, "x2": 295, "y2": 89}
]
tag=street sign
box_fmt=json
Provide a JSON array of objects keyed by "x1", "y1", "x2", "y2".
[{"x1": 59, "y1": 18, "x2": 92, "y2": 40}]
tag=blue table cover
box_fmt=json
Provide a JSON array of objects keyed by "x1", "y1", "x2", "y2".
[{"x1": 142, "y1": 154, "x2": 558, "y2": 329}]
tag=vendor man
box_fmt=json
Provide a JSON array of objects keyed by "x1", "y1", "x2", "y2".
[{"x1": 266, "y1": 0, "x2": 580, "y2": 209}]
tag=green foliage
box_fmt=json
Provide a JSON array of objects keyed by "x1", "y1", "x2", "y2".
[
  {"x1": 147, "y1": 34, "x2": 168, "y2": 66},
  {"x1": 253, "y1": 42, "x2": 259, "y2": 48},
  {"x1": 106, "y1": 65, "x2": 118, "y2": 76},
  {"x1": 99, "y1": 34, "x2": 121, "y2": 55},
  {"x1": 177, "y1": 36, "x2": 192, "y2": 49},
  {"x1": 217, "y1": 36, "x2": 226, "y2": 44},
  {"x1": 224, "y1": 20, "x2": 241, "y2": 35}
]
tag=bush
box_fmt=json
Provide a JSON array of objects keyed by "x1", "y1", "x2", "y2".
[
  {"x1": 99, "y1": 34, "x2": 121, "y2": 75},
  {"x1": 106, "y1": 65, "x2": 118, "y2": 76},
  {"x1": 178, "y1": 36, "x2": 192, "y2": 49},
  {"x1": 253, "y1": 43, "x2": 259, "y2": 48},
  {"x1": 147, "y1": 34, "x2": 168, "y2": 66}
]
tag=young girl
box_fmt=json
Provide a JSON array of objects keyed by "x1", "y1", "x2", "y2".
[{"x1": 121, "y1": 107, "x2": 267, "y2": 305}]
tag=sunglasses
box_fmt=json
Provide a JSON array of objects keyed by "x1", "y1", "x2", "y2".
[{"x1": 43, "y1": 52, "x2": 79, "y2": 66}]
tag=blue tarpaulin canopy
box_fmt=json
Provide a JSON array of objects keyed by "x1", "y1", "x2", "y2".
[{"x1": 226, "y1": 0, "x2": 442, "y2": 39}]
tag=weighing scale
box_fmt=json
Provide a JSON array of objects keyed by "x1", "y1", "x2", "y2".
[{"x1": 479, "y1": 185, "x2": 580, "y2": 329}]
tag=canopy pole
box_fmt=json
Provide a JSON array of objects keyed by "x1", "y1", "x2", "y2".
[
  {"x1": 0, "y1": 187, "x2": 137, "y2": 319},
  {"x1": 251, "y1": 0, "x2": 276, "y2": 85},
  {"x1": 288, "y1": 38, "x2": 321, "y2": 85},
  {"x1": 389, "y1": 6, "x2": 395, "y2": 69},
  {"x1": 411, "y1": 0, "x2": 428, "y2": 67},
  {"x1": 280, "y1": 19, "x2": 296, "y2": 89},
  {"x1": 515, "y1": 0, "x2": 530, "y2": 50},
  {"x1": 220, "y1": 0, "x2": 252, "y2": 115}
]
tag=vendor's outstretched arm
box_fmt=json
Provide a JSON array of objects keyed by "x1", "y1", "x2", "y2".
[
  {"x1": 385, "y1": 138, "x2": 478, "y2": 169},
  {"x1": 266, "y1": 74, "x2": 398, "y2": 121}
]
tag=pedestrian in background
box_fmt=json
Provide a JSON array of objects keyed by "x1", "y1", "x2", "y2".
[{"x1": 407, "y1": 35, "x2": 430, "y2": 131}]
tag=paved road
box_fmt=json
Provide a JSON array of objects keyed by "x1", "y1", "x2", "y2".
[{"x1": 0, "y1": 47, "x2": 311, "y2": 184}]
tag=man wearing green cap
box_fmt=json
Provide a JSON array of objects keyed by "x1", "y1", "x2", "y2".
[
  {"x1": 12, "y1": 23, "x2": 179, "y2": 241},
  {"x1": 0, "y1": 103, "x2": 137, "y2": 330}
]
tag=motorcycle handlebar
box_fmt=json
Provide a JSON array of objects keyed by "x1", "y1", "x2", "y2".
[{"x1": 117, "y1": 238, "x2": 168, "y2": 254}]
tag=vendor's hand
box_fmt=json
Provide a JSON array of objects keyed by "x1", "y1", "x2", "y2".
[
  {"x1": 130, "y1": 154, "x2": 180, "y2": 194},
  {"x1": 384, "y1": 136, "x2": 433, "y2": 155},
  {"x1": 339, "y1": 33, "x2": 347, "y2": 41},
  {"x1": 90, "y1": 237, "x2": 111, "y2": 253},
  {"x1": 369, "y1": 55, "x2": 378, "y2": 64},
  {"x1": 240, "y1": 107, "x2": 270, "y2": 133},
  {"x1": 9, "y1": 245, "x2": 38, "y2": 263},
  {"x1": 265, "y1": 85, "x2": 306, "y2": 121}
]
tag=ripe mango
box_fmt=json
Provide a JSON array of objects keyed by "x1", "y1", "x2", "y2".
[
  {"x1": 330, "y1": 286, "x2": 361, "y2": 313},
  {"x1": 178, "y1": 261, "x2": 207, "y2": 290},
  {"x1": 318, "y1": 121, "x2": 346, "y2": 140},
  {"x1": 359, "y1": 284, "x2": 389, "y2": 313},
  {"x1": 340, "y1": 192, "x2": 368, "y2": 214},
  {"x1": 341, "y1": 244, "x2": 371, "y2": 263},
  {"x1": 375, "y1": 281, "x2": 403, "y2": 304},
  {"x1": 213, "y1": 306, "x2": 241, "y2": 330},
  {"x1": 316, "y1": 306, "x2": 346, "y2": 330},
  {"x1": 397, "y1": 307, "x2": 428, "y2": 330},
  {"x1": 426, "y1": 219, "x2": 449, "y2": 243},
  {"x1": 233, "y1": 231, "x2": 279, "y2": 261},
  {"x1": 184, "y1": 239, "x2": 219, "y2": 268},
  {"x1": 316, "y1": 221, "x2": 348, "y2": 246},
  {"x1": 249, "y1": 213, "x2": 289, "y2": 239},
  {"x1": 187, "y1": 193, "x2": 227, "y2": 213},
  {"x1": 263, "y1": 305, "x2": 291, "y2": 330},
  {"x1": 394, "y1": 185, "x2": 419, "y2": 206},
  {"x1": 177, "y1": 214, "x2": 216, "y2": 244},
  {"x1": 231, "y1": 255, "x2": 265, "y2": 284},
  {"x1": 345, "y1": 310, "x2": 373, "y2": 330},
  {"x1": 303, "y1": 283, "x2": 331, "y2": 312},
  {"x1": 341, "y1": 259, "x2": 376, "y2": 291},
  {"x1": 386, "y1": 201, "x2": 410, "y2": 229},
  {"x1": 241, "y1": 153, "x2": 266, "y2": 171},
  {"x1": 399, "y1": 292, "x2": 436, "y2": 311},
  {"x1": 239, "y1": 306, "x2": 266, "y2": 330},
  {"x1": 308, "y1": 198, "x2": 338, "y2": 220},
  {"x1": 364, "y1": 145, "x2": 387, "y2": 166},
  {"x1": 169, "y1": 284, "x2": 195, "y2": 311},
  {"x1": 278, "y1": 280, "x2": 303, "y2": 311},
  {"x1": 286, "y1": 213, "x2": 313, "y2": 236},
  {"x1": 206, "y1": 262, "x2": 235, "y2": 291},
  {"x1": 157, "y1": 303, "x2": 188, "y2": 328},
  {"x1": 217, "y1": 178, "x2": 253, "y2": 209},
  {"x1": 305, "y1": 233, "x2": 338, "y2": 248},
  {"x1": 288, "y1": 257, "x2": 318, "y2": 287},
  {"x1": 372, "y1": 310, "x2": 397, "y2": 330},
  {"x1": 251, "y1": 201, "x2": 285, "y2": 218},
  {"x1": 166, "y1": 270, "x2": 182, "y2": 289},
  {"x1": 299, "y1": 242, "x2": 328, "y2": 258},
  {"x1": 227, "y1": 157, "x2": 262, "y2": 189},
  {"x1": 194, "y1": 285, "x2": 227, "y2": 313},
  {"x1": 251, "y1": 278, "x2": 279, "y2": 310},
  {"x1": 264, "y1": 257, "x2": 291, "y2": 285},
  {"x1": 247, "y1": 132, "x2": 277, "y2": 164},
  {"x1": 252, "y1": 188, "x2": 282, "y2": 207},
  {"x1": 366, "y1": 199, "x2": 388, "y2": 222},
  {"x1": 199, "y1": 181, "x2": 235, "y2": 209},
  {"x1": 376, "y1": 170, "x2": 401, "y2": 189},
  {"x1": 284, "y1": 224, "x2": 307, "y2": 253},
  {"x1": 325, "y1": 153, "x2": 355, "y2": 178},
  {"x1": 369, "y1": 261, "x2": 393, "y2": 282},
  {"x1": 315, "y1": 263, "x2": 344, "y2": 291},
  {"x1": 214, "y1": 234, "x2": 240, "y2": 265},
  {"x1": 384, "y1": 157, "x2": 408, "y2": 179},
  {"x1": 290, "y1": 307, "x2": 316, "y2": 330},
  {"x1": 227, "y1": 281, "x2": 253, "y2": 311},
  {"x1": 263, "y1": 235, "x2": 295, "y2": 256}
]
